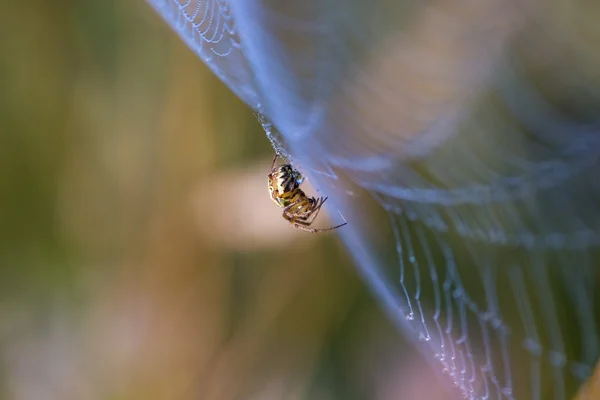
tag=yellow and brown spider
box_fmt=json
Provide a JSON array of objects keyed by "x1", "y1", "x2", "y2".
[{"x1": 268, "y1": 154, "x2": 347, "y2": 233}]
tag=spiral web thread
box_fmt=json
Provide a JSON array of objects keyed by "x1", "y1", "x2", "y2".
[{"x1": 147, "y1": 1, "x2": 600, "y2": 399}]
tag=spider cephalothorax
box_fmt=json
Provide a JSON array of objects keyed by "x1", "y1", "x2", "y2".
[{"x1": 268, "y1": 154, "x2": 347, "y2": 233}]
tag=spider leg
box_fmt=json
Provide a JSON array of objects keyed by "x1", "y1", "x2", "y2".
[
  {"x1": 286, "y1": 197, "x2": 324, "y2": 225},
  {"x1": 292, "y1": 196, "x2": 327, "y2": 226},
  {"x1": 282, "y1": 196, "x2": 347, "y2": 233},
  {"x1": 271, "y1": 153, "x2": 280, "y2": 170},
  {"x1": 306, "y1": 197, "x2": 328, "y2": 224},
  {"x1": 298, "y1": 198, "x2": 346, "y2": 230},
  {"x1": 283, "y1": 198, "x2": 311, "y2": 225},
  {"x1": 283, "y1": 207, "x2": 308, "y2": 228},
  {"x1": 282, "y1": 212, "x2": 324, "y2": 233},
  {"x1": 290, "y1": 219, "x2": 347, "y2": 233}
]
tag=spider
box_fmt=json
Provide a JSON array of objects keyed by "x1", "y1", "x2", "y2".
[{"x1": 268, "y1": 154, "x2": 347, "y2": 233}]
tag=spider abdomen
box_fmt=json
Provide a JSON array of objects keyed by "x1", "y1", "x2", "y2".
[{"x1": 268, "y1": 164, "x2": 304, "y2": 206}]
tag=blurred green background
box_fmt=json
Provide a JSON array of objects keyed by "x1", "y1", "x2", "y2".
[{"x1": 0, "y1": 2, "x2": 450, "y2": 399}]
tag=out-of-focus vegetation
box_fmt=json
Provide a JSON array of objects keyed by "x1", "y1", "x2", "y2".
[{"x1": 0, "y1": 2, "x2": 451, "y2": 399}]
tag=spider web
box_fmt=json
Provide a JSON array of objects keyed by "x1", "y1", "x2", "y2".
[
  {"x1": 147, "y1": 1, "x2": 600, "y2": 399},
  {"x1": 146, "y1": 0, "x2": 261, "y2": 108}
]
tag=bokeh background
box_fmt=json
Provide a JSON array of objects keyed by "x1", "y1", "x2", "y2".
[{"x1": 0, "y1": 2, "x2": 461, "y2": 399}]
